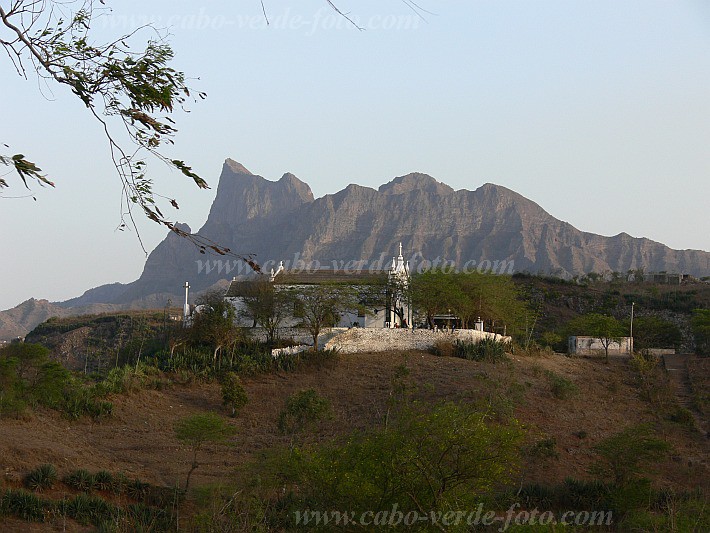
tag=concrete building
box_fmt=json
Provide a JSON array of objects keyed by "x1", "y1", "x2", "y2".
[
  {"x1": 568, "y1": 336, "x2": 633, "y2": 356},
  {"x1": 225, "y1": 244, "x2": 412, "y2": 329}
]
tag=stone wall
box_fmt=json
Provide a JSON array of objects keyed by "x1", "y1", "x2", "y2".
[{"x1": 324, "y1": 328, "x2": 511, "y2": 354}]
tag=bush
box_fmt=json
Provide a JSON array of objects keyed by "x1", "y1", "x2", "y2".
[
  {"x1": 590, "y1": 424, "x2": 671, "y2": 485},
  {"x1": 272, "y1": 401, "x2": 523, "y2": 522},
  {"x1": 64, "y1": 469, "x2": 95, "y2": 492},
  {"x1": 93, "y1": 470, "x2": 114, "y2": 491},
  {"x1": 24, "y1": 464, "x2": 57, "y2": 492},
  {"x1": 1, "y1": 488, "x2": 49, "y2": 522},
  {"x1": 221, "y1": 372, "x2": 248, "y2": 417},
  {"x1": 277, "y1": 389, "x2": 332, "y2": 438},
  {"x1": 65, "y1": 492, "x2": 117, "y2": 526},
  {"x1": 545, "y1": 370, "x2": 578, "y2": 399},
  {"x1": 431, "y1": 339, "x2": 456, "y2": 357},
  {"x1": 669, "y1": 406, "x2": 696, "y2": 428},
  {"x1": 432, "y1": 338, "x2": 510, "y2": 362}
]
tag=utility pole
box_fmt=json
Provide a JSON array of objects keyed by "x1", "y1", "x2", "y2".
[{"x1": 630, "y1": 301, "x2": 635, "y2": 355}]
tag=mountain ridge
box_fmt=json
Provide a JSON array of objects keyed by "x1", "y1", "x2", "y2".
[{"x1": 2, "y1": 158, "x2": 709, "y2": 339}]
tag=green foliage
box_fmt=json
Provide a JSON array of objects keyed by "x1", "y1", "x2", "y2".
[
  {"x1": 64, "y1": 469, "x2": 96, "y2": 492},
  {"x1": 590, "y1": 424, "x2": 671, "y2": 485},
  {"x1": 629, "y1": 316, "x2": 682, "y2": 352},
  {"x1": 566, "y1": 313, "x2": 626, "y2": 361},
  {"x1": 691, "y1": 309, "x2": 710, "y2": 354},
  {"x1": 275, "y1": 401, "x2": 523, "y2": 521},
  {"x1": 277, "y1": 389, "x2": 332, "y2": 439},
  {"x1": 93, "y1": 470, "x2": 114, "y2": 492},
  {"x1": 455, "y1": 338, "x2": 509, "y2": 362},
  {"x1": 65, "y1": 492, "x2": 118, "y2": 526},
  {"x1": 0, "y1": 0, "x2": 212, "y2": 239},
  {"x1": 221, "y1": 372, "x2": 249, "y2": 417},
  {"x1": 525, "y1": 437, "x2": 559, "y2": 460},
  {"x1": 286, "y1": 284, "x2": 361, "y2": 347},
  {"x1": 190, "y1": 290, "x2": 239, "y2": 362},
  {"x1": 0, "y1": 343, "x2": 113, "y2": 419},
  {"x1": 0, "y1": 488, "x2": 49, "y2": 522},
  {"x1": 238, "y1": 279, "x2": 292, "y2": 344},
  {"x1": 545, "y1": 370, "x2": 579, "y2": 399},
  {"x1": 174, "y1": 412, "x2": 236, "y2": 490},
  {"x1": 539, "y1": 330, "x2": 564, "y2": 350},
  {"x1": 24, "y1": 464, "x2": 57, "y2": 492},
  {"x1": 411, "y1": 269, "x2": 528, "y2": 336},
  {"x1": 174, "y1": 413, "x2": 235, "y2": 449}
]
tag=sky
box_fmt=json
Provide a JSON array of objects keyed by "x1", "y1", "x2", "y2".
[{"x1": 1, "y1": 0, "x2": 710, "y2": 311}]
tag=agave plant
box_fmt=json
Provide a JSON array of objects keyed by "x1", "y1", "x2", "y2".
[{"x1": 24, "y1": 464, "x2": 58, "y2": 492}]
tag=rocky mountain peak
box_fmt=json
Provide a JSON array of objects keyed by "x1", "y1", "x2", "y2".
[
  {"x1": 278, "y1": 173, "x2": 315, "y2": 203},
  {"x1": 379, "y1": 173, "x2": 454, "y2": 196},
  {"x1": 224, "y1": 159, "x2": 253, "y2": 175}
]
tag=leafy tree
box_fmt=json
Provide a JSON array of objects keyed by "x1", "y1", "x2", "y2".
[
  {"x1": 221, "y1": 372, "x2": 248, "y2": 417},
  {"x1": 278, "y1": 388, "x2": 331, "y2": 447},
  {"x1": 287, "y1": 284, "x2": 360, "y2": 348},
  {"x1": 691, "y1": 309, "x2": 710, "y2": 355},
  {"x1": 628, "y1": 316, "x2": 682, "y2": 353},
  {"x1": 409, "y1": 269, "x2": 456, "y2": 328},
  {"x1": 280, "y1": 401, "x2": 523, "y2": 515},
  {"x1": 238, "y1": 279, "x2": 291, "y2": 345},
  {"x1": 590, "y1": 424, "x2": 671, "y2": 485},
  {"x1": 174, "y1": 412, "x2": 235, "y2": 490},
  {"x1": 410, "y1": 269, "x2": 528, "y2": 334},
  {"x1": 0, "y1": 1, "x2": 215, "y2": 247},
  {"x1": 567, "y1": 313, "x2": 626, "y2": 362},
  {"x1": 190, "y1": 290, "x2": 238, "y2": 364}
]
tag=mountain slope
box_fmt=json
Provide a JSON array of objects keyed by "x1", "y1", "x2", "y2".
[{"x1": 3, "y1": 158, "x2": 710, "y2": 338}]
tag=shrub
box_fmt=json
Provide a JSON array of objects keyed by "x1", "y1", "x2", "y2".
[
  {"x1": 64, "y1": 469, "x2": 95, "y2": 492},
  {"x1": 431, "y1": 339, "x2": 456, "y2": 357},
  {"x1": 454, "y1": 338, "x2": 509, "y2": 362},
  {"x1": 273, "y1": 401, "x2": 523, "y2": 520},
  {"x1": 24, "y1": 464, "x2": 57, "y2": 492},
  {"x1": 669, "y1": 406, "x2": 696, "y2": 428},
  {"x1": 590, "y1": 424, "x2": 671, "y2": 485},
  {"x1": 175, "y1": 413, "x2": 236, "y2": 490},
  {"x1": 526, "y1": 437, "x2": 559, "y2": 459},
  {"x1": 545, "y1": 370, "x2": 578, "y2": 399},
  {"x1": 221, "y1": 372, "x2": 248, "y2": 417},
  {"x1": 65, "y1": 492, "x2": 117, "y2": 526},
  {"x1": 93, "y1": 470, "x2": 114, "y2": 491},
  {"x1": 1, "y1": 488, "x2": 49, "y2": 522},
  {"x1": 277, "y1": 389, "x2": 332, "y2": 439},
  {"x1": 126, "y1": 479, "x2": 150, "y2": 501}
]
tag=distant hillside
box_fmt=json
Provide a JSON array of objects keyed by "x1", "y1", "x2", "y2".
[{"x1": 3, "y1": 158, "x2": 710, "y2": 338}]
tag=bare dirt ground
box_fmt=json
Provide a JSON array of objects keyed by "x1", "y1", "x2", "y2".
[{"x1": 1, "y1": 351, "x2": 708, "y2": 531}]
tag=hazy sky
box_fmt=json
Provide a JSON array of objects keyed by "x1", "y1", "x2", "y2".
[{"x1": 1, "y1": 0, "x2": 709, "y2": 310}]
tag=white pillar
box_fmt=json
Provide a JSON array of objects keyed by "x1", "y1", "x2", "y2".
[{"x1": 183, "y1": 281, "x2": 190, "y2": 321}]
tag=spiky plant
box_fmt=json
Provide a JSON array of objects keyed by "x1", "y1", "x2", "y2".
[{"x1": 24, "y1": 464, "x2": 58, "y2": 492}]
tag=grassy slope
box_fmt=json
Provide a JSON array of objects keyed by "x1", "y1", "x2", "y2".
[{"x1": 1, "y1": 352, "x2": 707, "y2": 507}]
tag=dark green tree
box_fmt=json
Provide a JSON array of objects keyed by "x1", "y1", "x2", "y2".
[
  {"x1": 238, "y1": 279, "x2": 291, "y2": 345},
  {"x1": 628, "y1": 316, "x2": 682, "y2": 353}
]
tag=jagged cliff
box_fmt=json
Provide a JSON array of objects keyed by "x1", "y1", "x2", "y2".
[{"x1": 3, "y1": 158, "x2": 710, "y2": 338}]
